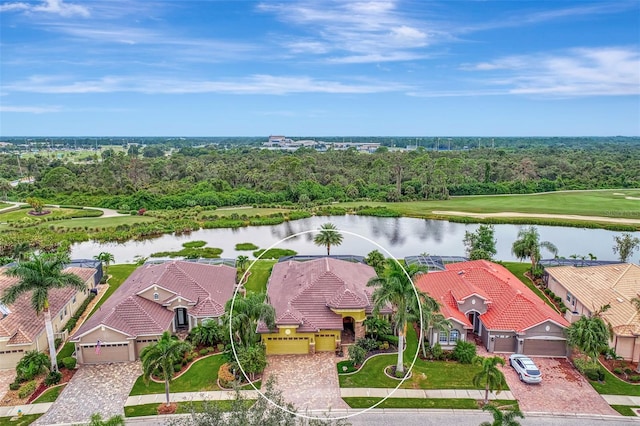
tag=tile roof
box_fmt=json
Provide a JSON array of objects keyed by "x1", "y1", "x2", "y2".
[
  {"x1": 545, "y1": 263, "x2": 640, "y2": 337},
  {"x1": 72, "y1": 261, "x2": 236, "y2": 340},
  {"x1": 0, "y1": 266, "x2": 96, "y2": 345},
  {"x1": 259, "y1": 257, "x2": 387, "y2": 333},
  {"x1": 415, "y1": 260, "x2": 568, "y2": 333}
]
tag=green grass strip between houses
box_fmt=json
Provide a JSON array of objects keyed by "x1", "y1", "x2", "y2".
[
  {"x1": 87, "y1": 264, "x2": 138, "y2": 317},
  {"x1": 343, "y1": 397, "x2": 518, "y2": 410},
  {"x1": 0, "y1": 414, "x2": 42, "y2": 426},
  {"x1": 31, "y1": 384, "x2": 66, "y2": 404},
  {"x1": 611, "y1": 405, "x2": 639, "y2": 416},
  {"x1": 125, "y1": 400, "x2": 255, "y2": 417}
]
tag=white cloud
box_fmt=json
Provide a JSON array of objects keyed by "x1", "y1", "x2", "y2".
[
  {"x1": 0, "y1": 105, "x2": 62, "y2": 113},
  {"x1": 463, "y1": 47, "x2": 640, "y2": 97},
  {"x1": 6, "y1": 74, "x2": 410, "y2": 95},
  {"x1": 1, "y1": 0, "x2": 89, "y2": 17}
]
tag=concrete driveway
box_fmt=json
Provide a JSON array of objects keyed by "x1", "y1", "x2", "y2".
[
  {"x1": 502, "y1": 357, "x2": 617, "y2": 415},
  {"x1": 33, "y1": 362, "x2": 141, "y2": 425},
  {"x1": 262, "y1": 353, "x2": 348, "y2": 413}
]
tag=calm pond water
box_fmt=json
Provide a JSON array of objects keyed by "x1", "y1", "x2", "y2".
[{"x1": 70, "y1": 216, "x2": 640, "y2": 264}]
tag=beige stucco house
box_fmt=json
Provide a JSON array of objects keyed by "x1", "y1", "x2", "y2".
[
  {"x1": 71, "y1": 260, "x2": 237, "y2": 364},
  {"x1": 544, "y1": 263, "x2": 640, "y2": 362},
  {"x1": 0, "y1": 266, "x2": 97, "y2": 370}
]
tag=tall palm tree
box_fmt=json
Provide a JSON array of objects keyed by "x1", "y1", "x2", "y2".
[
  {"x1": 472, "y1": 356, "x2": 507, "y2": 405},
  {"x1": 566, "y1": 315, "x2": 610, "y2": 362},
  {"x1": 313, "y1": 223, "x2": 343, "y2": 255},
  {"x1": 511, "y1": 226, "x2": 557, "y2": 271},
  {"x1": 236, "y1": 255, "x2": 249, "y2": 273},
  {"x1": 1, "y1": 253, "x2": 86, "y2": 371},
  {"x1": 225, "y1": 293, "x2": 275, "y2": 348},
  {"x1": 480, "y1": 404, "x2": 524, "y2": 426},
  {"x1": 367, "y1": 260, "x2": 426, "y2": 375},
  {"x1": 93, "y1": 252, "x2": 115, "y2": 277},
  {"x1": 140, "y1": 331, "x2": 192, "y2": 406}
]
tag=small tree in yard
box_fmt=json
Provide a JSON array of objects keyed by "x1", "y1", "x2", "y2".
[
  {"x1": 16, "y1": 350, "x2": 49, "y2": 381},
  {"x1": 25, "y1": 197, "x2": 44, "y2": 213},
  {"x1": 566, "y1": 315, "x2": 610, "y2": 363},
  {"x1": 234, "y1": 344, "x2": 267, "y2": 382},
  {"x1": 363, "y1": 316, "x2": 391, "y2": 340},
  {"x1": 612, "y1": 233, "x2": 640, "y2": 263},
  {"x1": 511, "y1": 226, "x2": 557, "y2": 271},
  {"x1": 473, "y1": 356, "x2": 507, "y2": 405},
  {"x1": 452, "y1": 340, "x2": 477, "y2": 364},
  {"x1": 463, "y1": 225, "x2": 497, "y2": 260},
  {"x1": 480, "y1": 404, "x2": 524, "y2": 426},
  {"x1": 348, "y1": 344, "x2": 366, "y2": 367},
  {"x1": 365, "y1": 249, "x2": 386, "y2": 276}
]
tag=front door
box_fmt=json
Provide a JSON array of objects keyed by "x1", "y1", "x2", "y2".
[{"x1": 176, "y1": 308, "x2": 188, "y2": 328}]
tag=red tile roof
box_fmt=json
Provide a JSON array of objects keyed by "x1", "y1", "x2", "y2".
[
  {"x1": 72, "y1": 261, "x2": 236, "y2": 340},
  {"x1": 415, "y1": 260, "x2": 568, "y2": 333},
  {"x1": 0, "y1": 266, "x2": 96, "y2": 345},
  {"x1": 259, "y1": 258, "x2": 388, "y2": 333}
]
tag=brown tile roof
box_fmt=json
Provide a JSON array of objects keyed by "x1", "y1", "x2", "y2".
[
  {"x1": 545, "y1": 263, "x2": 640, "y2": 337},
  {"x1": 259, "y1": 258, "x2": 387, "y2": 333},
  {"x1": 415, "y1": 260, "x2": 568, "y2": 333},
  {"x1": 72, "y1": 261, "x2": 236, "y2": 340},
  {"x1": 0, "y1": 266, "x2": 96, "y2": 345}
]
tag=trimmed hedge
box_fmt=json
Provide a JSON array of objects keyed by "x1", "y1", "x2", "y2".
[
  {"x1": 18, "y1": 380, "x2": 37, "y2": 399},
  {"x1": 63, "y1": 293, "x2": 96, "y2": 333}
]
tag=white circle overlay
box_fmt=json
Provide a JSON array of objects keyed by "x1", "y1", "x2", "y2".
[{"x1": 229, "y1": 227, "x2": 424, "y2": 421}]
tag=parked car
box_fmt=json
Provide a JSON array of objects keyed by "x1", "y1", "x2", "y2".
[{"x1": 509, "y1": 354, "x2": 542, "y2": 384}]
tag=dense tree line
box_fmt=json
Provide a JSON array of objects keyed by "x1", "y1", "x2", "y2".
[{"x1": 2, "y1": 140, "x2": 639, "y2": 210}]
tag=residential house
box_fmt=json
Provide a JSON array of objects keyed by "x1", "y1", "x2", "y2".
[
  {"x1": 415, "y1": 260, "x2": 569, "y2": 357},
  {"x1": 0, "y1": 266, "x2": 97, "y2": 370},
  {"x1": 71, "y1": 260, "x2": 237, "y2": 364},
  {"x1": 544, "y1": 263, "x2": 640, "y2": 362},
  {"x1": 258, "y1": 257, "x2": 391, "y2": 355}
]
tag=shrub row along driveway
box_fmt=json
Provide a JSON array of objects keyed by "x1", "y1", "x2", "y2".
[{"x1": 502, "y1": 357, "x2": 617, "y2": 415}]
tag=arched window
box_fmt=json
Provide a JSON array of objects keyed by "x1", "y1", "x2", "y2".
[
  {"x1": 153, "y1": 292, "x2": 159, "y2": 301},
  {"x1": 449, "y1": 329, "x2": 460, "y2": 344}
]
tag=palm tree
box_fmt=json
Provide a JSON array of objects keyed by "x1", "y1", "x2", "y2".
[
  {"x1": 12, "y1": 241, "x2": 32, "y2": 262},
  {"x1": 93, "y1": 252, "x2": 115, "y2": 277},
  {"x1": 313, "y1": 223, "x2": 343, "y2": 255},
  {"x1": 225, "y1": 293, "x2": 275, "y2": 349},
  {"x1": 472, "y1": 356, "x2": 507, "y2": 405},
  {"x1": 140, "y1": 331, "x2": 192, "y2": 406},
  {"x1": 236, "y1": 255, "x2": 249, "y2": 273},
  {"x1": 566, "y1": 314, "x2": 610, "y2": 363},
  {"x1": 418, "y1": 293, "x2": 451, "y2": 359},
  {"x1": 1, "y1": 253, "x2": 86, "y2": 372},
  {"x1": 511, "y1": 226, "x2": 557, "y2": 271},
  {"x1": 367, "y1": 260, "x2": 426, "y2": 375},
  {"x1": 480, "y1": 404, "x2": 524, "y2": 426}
]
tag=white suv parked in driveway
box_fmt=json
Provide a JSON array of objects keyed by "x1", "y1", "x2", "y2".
[{"x1": 509, "y1": 354, "x2": 542, "y2": 384}]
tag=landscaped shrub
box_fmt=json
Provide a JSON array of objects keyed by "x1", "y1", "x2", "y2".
[
  {"x1": 62, "y1": 356, "x2": 76, "y2": 369},
  {"x1": 574, "y1": 358, "x2": 605, "y2": 381},
  {"x1": 44, "y1": 370, "x2": 62, "y2": 386},
  {"x1": 584, "y1": 368, "x2": 605, "y2": 381},
  {"x1": 218, "y1": 363, "x2": 236, "y2": 388},
  {"x1": 348, "y1": 344, "x2": 366, "y2": 367},
  {"x1": 16, "y1": 350, "x2": 50, "y2": 381},
  {"x1": 356, "y1": 337, "x2": 379, "y2": 353},
  {"x1": 9, "y1": 382, "x2": 20, "y2": 391},
  {"x1": 378, "y1": 341, "x2": 389, "y2": 351},
  {"x1": 216, "y1": 343, "x2": 225, "y2": 352},
  {"x1": 613, "y1": 367, "x2": 624, "y2": 375},
  {"x1": 54, "y1": 338, "x2": 63, "y2": 349},
  {"x1": 18, "y1": 380, "x2": 37, "y2": 399},
  {"x1": 380, "y1": 334, "x2": 398, "y2": 347},
  {"x1": 630, "y1": 375, "x2": 640, "y2": 382},
  {"x1": 624, "y1": 367, "x2": 634, "y2": 375},
  {"x1": 430, "y1": 343, "x2": 444, "y2": 361},
  {"x1": 173, "y1": 363, "x2": 182, "y2": 372},
  {"x1": 199, "y1": 348, "x2": 209, "y2": 356},
  {"x1": 544, "y1": 288, "x2": 552, "y2": 295},
  {"x1": 452, "y1": 340, "x2": 476, "y2": 364}
]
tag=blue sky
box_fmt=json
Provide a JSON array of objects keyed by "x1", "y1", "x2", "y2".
[{"x1": 0, "y1": 0, "x2": 638, "y2": 137}]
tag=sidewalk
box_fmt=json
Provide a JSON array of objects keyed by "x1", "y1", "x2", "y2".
[
  {"x1": 124, "y1": 390, "x2": 260, "y2": 406},
  {"x1": 0, "y1": 402, "x2": 52, "y2": 417},
  {"x1": 602, "y1": 395, "x2": 640, "y2": 406},
  {"x1": 339, "y1": 388, "x2": 516, "y2": 400}
]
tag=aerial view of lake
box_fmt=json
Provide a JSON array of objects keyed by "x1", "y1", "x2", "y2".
[{"x1": 70, "y1": 215, "x2": 640, "y2": 264}]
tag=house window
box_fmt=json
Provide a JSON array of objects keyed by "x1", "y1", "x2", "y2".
[
  {"x1": 153, "y1": 292, "x2": 159, "y2": 301},
  {"x1": 73, "y1": 295, "x2": 77, "y2": 304},
  {"x1": 60, "y1": 312, "x2": 64, "y2": 321},
  {"x1": 439, "y1": 332, "x2": 448, "y2": 344},
  {"x1": 449, "y1": 330, "x2": 459, "y2": 344},
  {"x1": 566, "y1": 292, "x2": 575, "y2": 306}
]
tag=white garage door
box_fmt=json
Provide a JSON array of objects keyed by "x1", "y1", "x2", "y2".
[{"x1": 81, "y1": 342, "x2": 130, "y2": 364}]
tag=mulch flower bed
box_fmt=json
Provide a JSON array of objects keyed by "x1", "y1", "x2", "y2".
[
  {"x1": 599, "y1": 355, "x2": 640, "y2": 384},
  {"x1": 157, "y1": 402, "x2": 177, "y2": 414}
]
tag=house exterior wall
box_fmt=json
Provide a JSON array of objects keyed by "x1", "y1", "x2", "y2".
[
  {"x1": 547, "y1": 275, "x2": 591, "y2": 317},
  {"x1": 135, "y1": 335, "x2": 162, "y2": 358},
  {"x1": 524, "y1": 321, "x2": 566, "y2": 340},
  {"x1": 262, "y1": 326, "x2": 340, "y2": 355},
  {"x1": 458, "y1": 297, "x2": 488, "y2": 315},
  {"x1": 138, "y1": 286, "x2": 174, "y2": 304},
  {"x1": 0, "y1": 341, "x2": 32, "y2": 370},
  {"x1": 431, "y1": 323, "x2": 466, "y2": 350},
  {"x1": 615, "y1": 336, "x2": 636, "y2": 361}
]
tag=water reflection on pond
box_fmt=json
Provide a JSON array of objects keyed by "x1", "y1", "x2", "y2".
[{"x1": 71, "y1": 215, "x2": 640, "y2": 264}]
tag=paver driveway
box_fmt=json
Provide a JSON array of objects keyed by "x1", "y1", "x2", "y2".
[
  {"x1": 502, "y1": 357, "x2": 617, "y2": 415},
  {"x1": 0, "y1": 370, "x2": 16, "y2": 402},
  {"x1": 262, "y1": 353, "x2": 348, "y2": 412},
  {"x1": 34, "y1": 362, "x2": 141, "y2": 425}
]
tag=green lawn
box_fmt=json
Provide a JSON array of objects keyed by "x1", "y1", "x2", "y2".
[
  {"x1": 32, "y1": 384, "x2": 66, "y2": 403},
  {"x1": 242, "y1": 260, "x2": 276, "y2": 294},
  {"x1": 611, "y1": 405, "x2": 639, "y2": 416},
  {"x1": 501, "y1": 262, "x2": 559, "y2": 312},
  {"x1": 343, "y1": 397, "x2": 518, "y2": 410},
  {"x1": 588, "y1": 366, "x2": 640, "y2": 396},
  {"x1": 125, "y1": 400, "x2": 254, "y2": 417},
  {"x1": 0, "y1": 207, "x2": 93, "y2": 222},
  {"x1": 339, "y1": 327, "x2": 494, "y2": 390},
  {"x1": 337, "y1": 189, "x2": 640, "y2": 221},
  {"x1": 42, "y1": 215, "x2": 155, "y2": 230},
  {"x1": 0, "y1": 414, "x2": 42, "y2": 426},
  {"x1": 87, "y1": 264, "x2": 138, "y2": 317},
  {"x1": 129, "y1": 354, "x2": 226, "y2": 395},
  {"x1": 56, "y1": 342, "x2": 75, "y2": 365},
  {"x1": 0, "y1": 202, "x2": 10, "y2": 209}
]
